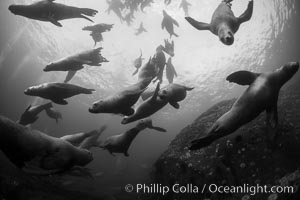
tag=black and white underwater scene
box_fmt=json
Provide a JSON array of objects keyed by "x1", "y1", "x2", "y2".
[{"x1": 1, "y1": 0, "x2": 300, "y2": 199}]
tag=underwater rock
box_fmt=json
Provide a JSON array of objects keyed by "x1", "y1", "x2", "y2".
[{"x1": 146, "y1": 82, "x2": 300, "y2": 200}]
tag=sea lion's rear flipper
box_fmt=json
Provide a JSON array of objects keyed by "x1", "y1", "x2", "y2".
[
  {"x1": 226, "y1": 71, "x2": 260, "y2": 85},
  {"x1": 64, "y1": 71, "x2": 77, "y2": 83},
  {"x1": 237, "y1": 0, "x2": 254, "y2": 24},
  {"x1": 48, "y1": 16, "x2": 62, "y2": 27},
  {"x1": 266, "y1": 103, "x2": 278, "y2": 129},
  {"x1": 169, "y1": 101, "x2": 180, "y2": 109},
  {"x1": 185, "y1": 17, "x2": 210, "y2": 31},
  {"x1": 150, "y1": 126, "x2": 167, "y2": 132},
  {"x1": 52, "y1": 98, "x2": 68, "y2": 105}
]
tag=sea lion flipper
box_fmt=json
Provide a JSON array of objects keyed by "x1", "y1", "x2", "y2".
[
  {"x1": 185, "y1": 17, "x2": 210, "y2": 31},
  {"x1": 172, "y1": 18, "x2": 179, "y2": 27},
  {"x1": 25, "y1": 104, "x2": 32, "y2": 112},
  {"x1": 237, "y1": 0, "x2": 254, "y2": 24},
  {"x1": 52, "y1": 99, "x2": 68, "y2": 105},
  {"x1": 132, "y1": 69, "x2": 139, "y2": 76},
  {"x1": 150, "y1": 82, "x2": 160, "y2": 102},
  {"x1": 64, "y1": 71, "x2": 77, "y2": 83},
  {"x1": 226, "y1": 71, "x2": 260, "y2": 85},
  {"x1": 169, "y1": 101, "x2": 180, "y2": 109},
  {"x1": 48, "y1": 16, "x2": 62, "y2": 27},
  {"x1": 124, "y1": 152, "x2": 129, "y2": 157},
  {"x1": 150, "y1": 126, "x2": 167, "y2": 132}
]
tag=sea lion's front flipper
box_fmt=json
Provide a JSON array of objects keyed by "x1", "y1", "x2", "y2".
[
  {"x1": 171, "y1": 18, "x2": 179, "y2": 27},
  {"x1": 124, "y1": 152, "x2": 129, "y2": 157},
  {"x1": 150, "y1": 126, "x2": 167, "y2": 132},
  {"x1": 226, "y1": 71, "x2": 260, "y2": 85},
  {"x1": 237, "y1": 0, "x2": 254, "y2": 24},
  {"x1": 48, "y1": 16, "x2": 62, "y2": 27},
  {"x1": 52, "y1": 98, "x2": 68, "y2": 105},
  {"x1": 25, "y1": 104, "x2": 32, "y2": 112},
  {"x1": 132, "y1": 69, "x2": 139, "y2": 76},
  {"x1": 150, "y1": 82, "x2": 160, "y2": 102},
  {"x1": 266, "y1": 103, "x2": 278, "y2": 129},
  {"x1": 64, "y1": 71, "x2": 77, "y2": 83},
  {"x1": 185, "y1": 17, "x2": 210, "y2": 31},
  {"x1": 169, "y1": 101, "x2": 180, "y2": 109}
]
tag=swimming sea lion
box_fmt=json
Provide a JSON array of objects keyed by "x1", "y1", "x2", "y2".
[
  {"x1": 135, "y1": 22, "x2": 147, "y2": 36},
  {"x1": 100, "y1": 118, "x2": 165, "y2": 156},
  {"x1": 8, "y1": 0, "x2": 98, "y2": 27},
  {"x1": 24, "y1": 82, "x2": 95, "y2": 105},
  {"x1": 190, "y1": 62, "x2": 299, "y2": 150},
  {"x1": 121, "y1": 83, "x2": 169, "y2": 124},
  {"x1": 106, "y1": 0, "x2": 125, "y2": 22},
  {"x1": 45, "y1": 107, "x2": 62, "y2": 123},
  {"x1": 138, "y1": 56, "x2": 159, "y2": 89},
  {"x1": 0, "y1": 115, "x2": 93, "y2": 173},
  {"x1": 140, "y1": 0, "x2": 153, "y2": 12},
  {"x1": 179, "y1": 0, "x2": 191, "y2": 16},
  {"x1": 166, "y1": 57, "x2": 177, "y2": 84},
  {"x1": 163, "y1": 39, "x2": 175, "y2": 57},
  {"x1": 153, "y1": 45, "x2": 166, "y2": 83},
  {"x1": 132, "y1": 49, "x2": 144, "y2": 76},
  {"x1": 161, "y1": 10, "x2": 179, "y2": 38},
  {"x1": 159, "y1": 83, "x2": 194, "y2": 109},
  {"x1": 82, "y1": 23, "x2": 114, "y2": 46},
  {"x1": 185, "y1": 0, "x2": 253, "y2": 45},
  {"x1": 88, "y1": 82, "x2": 146, "y2": 116},
  {"x1": 18, "y1": 102, "x2": 53, "y2": 126},
  {"x1": 44, "y1": 48, "x2": 108, "y2": 83}
]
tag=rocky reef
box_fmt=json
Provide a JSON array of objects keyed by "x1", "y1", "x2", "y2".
[{"x1": 147, "y1": 82, "x2": 300, "y2": 200}]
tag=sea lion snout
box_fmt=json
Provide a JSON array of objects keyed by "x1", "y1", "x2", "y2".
[
  {"x1": 43, "y1": 63, "x2": 53, "y2": 72},
  {"x1": 221, "y1": 32, "x2": 234, "y2": 45},
  {"x1": 88, "y1": 101, "x2": 101, "y2": 113}
]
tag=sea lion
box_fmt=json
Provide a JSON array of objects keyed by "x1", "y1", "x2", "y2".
[
  {"x1": 163, "y1": 39, "x2": 175, "y2": 57},
  {"x1": 8, "y1": 0, "x2": 98, "y2": 27},
  {"x1": 185, "y1": 0, "x2": 253, "y2": 45},
  {"x1": 45, "y1": 107, "x2": 62, "y2": 123},
  {"x1": 44, "y1": 48, "x2": 108, "y2": 83},
  {"x1": 18, "y1": 102, "x2": 53, "y2": 126},
  {"x1": 166, "y1": 57, "x2": 177, "y2": 84},
  {"x1": 82, "y1": 23, "x2": 114, "y2": 46},
  {"x1": 88, "y1": 82, "x2": 146, "y2": 116},
  {"x1": 124, "y1": 12, "x2": 135, "y2": 26},
  {"x1": 190, "y1": 62, "x2": 299, "y2": 150},
  {"x1": 100, "y1": 118, "x2": 166, "y2": 156},
  {"x1": 106, "y1": 0, "x2": 125, "y2": 22},
  {"x1": 121, "y1": 83, "x2": 169, "y2": 124},
  {"x1": 141, "y1": 83, "x2": 194, "y2": 107},
  {"x1": 161, "y1": 10, "x2": 179, "y2": 38},
  {"x1": 24, "y1": 82, "x2": 95, "y2": 105},
  {"x1": 135, "y1": 22, "x2": 147, "y2": 36},
  {"x1": 140, "y1": 0, "x2": 153, "y2": 12},
  {"x1": 158, "y1": 83, "x2": 194, "y2": 109},
  {"x1": 165, "y1": 0, "x2": 172, "y2": 5},
  {"x1": 153, "y1": 46, "x2": 166, "y2": 83},
  {"x1": 179, "y1": 0, "x2": 191, "y2": 16},
  {"x1": 132, "y1": 49, "x2": 144, "y2": 76},
  {"x1": 0, "y1": 115, "x2": 93, "y2": 173},
  {"x1": 138, "y1": 56, "x2": 159, "y2": 89}
]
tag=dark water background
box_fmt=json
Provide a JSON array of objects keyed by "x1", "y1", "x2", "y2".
[{"x1": 0, "y1": 0, "x2": 300, "y2": 198}]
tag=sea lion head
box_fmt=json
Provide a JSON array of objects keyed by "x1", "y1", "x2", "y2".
[
  {"x1": 89, "y1": 100, "x2": 109, "y2": 114},
  {"x1": 218, "y1": 24, "x2": 234, "y2": 45},
  {"x1": 24, "y1": 85, "x2": 44, "y2": 96},
  {"x1": 276, "y1": 62, "x2": 299, "y2": 85}
]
